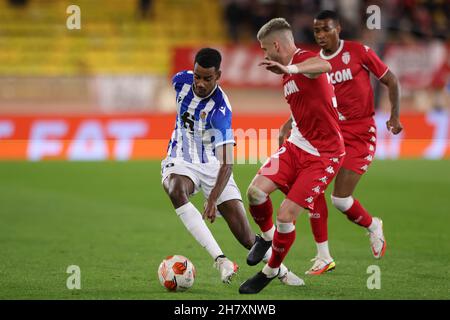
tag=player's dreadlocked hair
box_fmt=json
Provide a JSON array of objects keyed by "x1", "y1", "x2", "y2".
[
  {"x1": 194, "y1": 48, "x2": 222, "y2": 71},
  {"x1": 315, "y1": 10, "x2": 340, "y2": 24},
  {"x1": 257, "y1": 17, "x2": 292, "y2": 41}
]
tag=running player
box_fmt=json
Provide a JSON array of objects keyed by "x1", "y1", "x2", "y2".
[
  {"x1": 278, "y1": 10, "x2": 403, "y2": 275},
  {"x1": 239, "y1": 18, "x2": 345, "y2": 294},
  {"x1": 162, "y1": 48, "x2": 303, "y2": 285}
]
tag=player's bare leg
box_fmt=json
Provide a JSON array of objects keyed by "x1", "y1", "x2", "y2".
[
  {"x1": 219, "y1": 199, "x2": 304, "y2": 286},
  {"x1": 162, "y1": 174, "x2": 235, "y2": 283},
  {"x1": 163, "y1": 173, "x2": 194, "y2": 208},
  {"x1": 218, "y1": 199, "x2": 255, "y2": 249},
  {"x1": 332, "y1": 168, "x2": 386, "y2": 258},
  {"x1": 240, "y1": 199, "x2": 306, "y2": 294}
]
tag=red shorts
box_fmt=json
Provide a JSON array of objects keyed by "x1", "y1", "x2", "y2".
[
  {"x1": 258, "y1": 141, "x2": 343, "y2": 211},
  {"x1": 340, "y1": 117, "x2": 377, "y2": 175}
]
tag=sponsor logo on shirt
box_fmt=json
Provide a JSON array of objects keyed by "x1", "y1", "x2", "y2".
[
  {"x1": 283, "y1": 80, "x2": 300, "y2": 97},
  {"x1": 329, "y1": 68, "x2": 353, "y2": 84}
]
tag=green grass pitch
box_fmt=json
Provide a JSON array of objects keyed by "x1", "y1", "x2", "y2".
[{"x1": 0, "y1": 160, "x2": 449, "y2": 299}]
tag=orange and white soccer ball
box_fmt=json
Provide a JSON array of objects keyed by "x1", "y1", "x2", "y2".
[{"x1": 158, "y1": 255, "x2": 195, "y2": 291}]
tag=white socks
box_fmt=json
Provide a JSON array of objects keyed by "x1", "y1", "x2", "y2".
[
  {"x1": 262, "y1": 225, "x2": 275, "y2": 241},
  {"x1": 331, "y1": 195, "x2": 354, "y2": 212},
  {"x1": 262, "y1": 264, "x2": 279, "y2": 278},
  {"x1": 261, "y1": 221, "x2": 295, "y2": 277},
  {"x1": 262, "y1": 246, "x2": 273, "y2": 262},
  {"x1": 262, "y1": 246, "x2": 288, "y2": 278},
  {"x1": 276, "y1": 221, "x2": 295, "y2": 233},
  {"x1": 316, "y1": 241, "x2": 332, "y2": 261},
  {"x1": 175, "y1": 202, "x2": 223, "y2": 260},
  {"x1": 367, "y1": 218, "x2": 379, "y2": 233}
]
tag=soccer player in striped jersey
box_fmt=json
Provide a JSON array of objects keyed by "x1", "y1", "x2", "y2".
[{"x1": 161, "y1": 48, "x2": 303, "y2": 285}]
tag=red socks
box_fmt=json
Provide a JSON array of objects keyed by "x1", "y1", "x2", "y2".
[
  {"x1": 309, "y1": 193, "x2": 328, "y2": 243},
  {"x1": 268, "y1": 228, "x2": 296, "y2": 268},
  {"x1": 345, "y1": 199, "x2": 373, "y2": 227},
  {"x1": 249, "y1": 198, "x2": 274, "y2": 232}
]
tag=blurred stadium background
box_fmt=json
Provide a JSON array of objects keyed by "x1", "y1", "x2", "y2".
[
  {"x1": 0, "y1": 0, "x2": 448, "y2": 161},
  {"x1": 0, "y1": 0, "x2": 449, "y2": 300}
]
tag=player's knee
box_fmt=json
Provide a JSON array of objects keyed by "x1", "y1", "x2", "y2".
[
  {"x1": 331, "y1": 195, "x2": 354, "y2": 212},
  {"x1": 166, "y1": 186, "x2": 189, "y2": 208},
  {"x1": 277, "y1": 205, "x2": 296, "y2": 223},
  {"x1": 246, "y1": 184, "x2": 267, "y2": 205}
]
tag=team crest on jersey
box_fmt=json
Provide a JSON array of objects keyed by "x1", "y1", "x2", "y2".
[
  {"x1": 342, "y1": 52, "x2": 351, "y2": 64},
  {"x1": 200, "y1": 111, "x2": 207, "y2": 120}
]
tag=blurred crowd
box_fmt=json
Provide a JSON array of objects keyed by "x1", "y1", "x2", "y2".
[
  {"x1": 2, "y1": 0, "x2": 447, "y2": 113},
  {"x1": 221, "y1": 0, "x2": 449, "y2": 112},
  {"x1": 221, "y1": 0, "x2": 449, "y2": 44}
]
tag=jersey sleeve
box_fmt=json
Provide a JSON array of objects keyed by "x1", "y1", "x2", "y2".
[
  {"x1": 292, "y1": 50, "x2": 322, "y2": 79},
  {"x1": 360, "y1": 45, "x2": 389, "y2": 79},
  {"x1": 209, "y1": 104, "x2": 235, "y2": 149},
  {"x1": 171, "y1": 70, "x2": 193, "y2": 91},
  {"x1": 292, "y1": 50, "x2": 318, "y2": 64}
]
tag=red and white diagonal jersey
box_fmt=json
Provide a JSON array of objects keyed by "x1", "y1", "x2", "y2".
[
  {"x1": 319, "y1": 40, "x2": 389, "y2": 121},
  {"x1": 283, "y1": 49, "x2": 345, "y2": 157}
]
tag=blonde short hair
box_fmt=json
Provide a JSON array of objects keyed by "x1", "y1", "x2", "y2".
[{"x1": 257, "y1": 18, "x2": 292, "y2": 41}]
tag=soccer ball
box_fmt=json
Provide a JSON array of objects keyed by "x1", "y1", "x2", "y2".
[{"x1": 158, "y1": 255, "x2": 195, "y2": 291}]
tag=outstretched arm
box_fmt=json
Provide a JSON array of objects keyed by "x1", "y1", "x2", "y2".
[
  {"x1": 203, "y1": 143, "x2": 234, "y2": 223},
  {"x1": 380, "y1": 70, "x2": 403, "y2": 135},
  {"x1": 259, "y1": 57, "x2": 331, "y2": 78}
]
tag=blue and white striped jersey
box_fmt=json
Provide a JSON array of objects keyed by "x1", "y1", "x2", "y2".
[{"x1": 166, "y1": 70, "x2": 235, "y2": 164}]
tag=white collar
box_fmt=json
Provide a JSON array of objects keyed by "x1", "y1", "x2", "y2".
[
  {"x1": 192, "y1": 84, "x2": 218, "y2": 100},
  {"x1": 320, "y1": 40, "x2": 344, "y2": 60}
]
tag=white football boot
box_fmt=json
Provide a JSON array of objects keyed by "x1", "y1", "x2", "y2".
[
  {"x1": 368, "y1": 217, "x2": 386, "y2": 259},
  {"x1": 278, "y1": 264, "x2": 305, "y2": 286},
  {"x1": 214, "y1": 257, "x2": 239, "y2": 284},
  {"x1": 305, "y1": 256, "x2": 336, "y2": 275}
]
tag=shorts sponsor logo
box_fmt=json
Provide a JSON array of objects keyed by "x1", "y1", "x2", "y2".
[{"x1": 305, "y1": 196, "x2": 314, "y2": 203}]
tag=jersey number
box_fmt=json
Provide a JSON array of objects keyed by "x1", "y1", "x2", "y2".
[{"x1": 181, "y1": 111, "x2": 195, "y2": 132}]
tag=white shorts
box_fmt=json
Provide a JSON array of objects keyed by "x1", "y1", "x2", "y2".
[{"x1": 161, "y1": 157, "x2": 242, "y2": 206}]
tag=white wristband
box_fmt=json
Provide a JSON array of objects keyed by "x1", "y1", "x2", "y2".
[{"x1": 286, "y1": 64, "x2": 299, "y2": 74}]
